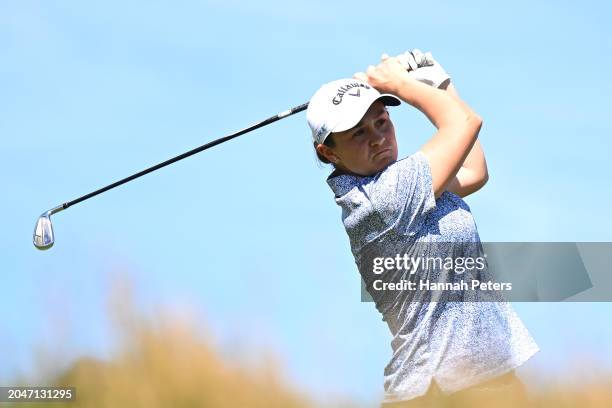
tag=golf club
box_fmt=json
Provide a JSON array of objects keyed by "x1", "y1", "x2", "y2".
[
  {"x1": 33, "y1": 103, "x2": 308, "y2": 250},
  {"x1": 33, "y1": 51, "x2": 435, "y2": 250}
]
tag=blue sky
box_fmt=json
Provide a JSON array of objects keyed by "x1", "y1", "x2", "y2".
[{"x1": 2, "y1": 0, "x2": 612, "y2": 405}]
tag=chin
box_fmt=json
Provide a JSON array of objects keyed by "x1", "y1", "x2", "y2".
[
  {"x1": 379, "y1": 152, "x2": 397, "y2": 167},
  {"x1": 369, "y1": 160, "x2": 393, "y2": 175}
]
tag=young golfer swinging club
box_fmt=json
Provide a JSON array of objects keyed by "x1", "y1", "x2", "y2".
[{"x1": 307, "y1": 50, "x2": 539, "y2": 407}]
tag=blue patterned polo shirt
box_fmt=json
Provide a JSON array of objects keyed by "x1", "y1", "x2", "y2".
[{"x1": 327, "y1": 151, "x2": 539, "y2": 403}]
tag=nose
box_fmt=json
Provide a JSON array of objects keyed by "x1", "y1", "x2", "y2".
[{"x1": 368, "y1": 128, "x2": 385, "y2": 147}]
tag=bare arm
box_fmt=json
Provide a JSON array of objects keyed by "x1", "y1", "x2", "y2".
[
  {"x1": 405, "y1": 81, "x2": 483, "y2": 200},
  {"x1": 444, "y1": 83, "x2": 489, "y2": 197}
]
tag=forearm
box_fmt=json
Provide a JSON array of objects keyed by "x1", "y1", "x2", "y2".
[
  {"x1": 445, "y1": 83, "x2": 488, "y2": 177},
  {"x1": 393, "y1": 74, "x2": 480, "y2": 130}
]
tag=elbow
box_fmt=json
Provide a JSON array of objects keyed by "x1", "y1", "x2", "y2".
[
  {"x1": 471, "y1": 111, "x2": 483, "y2": 123},
  {"x1": 467, "y1": 113, "x2": 483, "y2": 133},
  {"x1": 480, "y1": 170, "x2": 489, "y2": 188},
  {"x1": 477, "y1": 165, "x2": 489, "y2": 190},
  {"x1": 466, "y1": 171, "x2": 488, "y2": 196},
  {"x1": 468, "y1": 115, "x2": 483, "y2": 150}
]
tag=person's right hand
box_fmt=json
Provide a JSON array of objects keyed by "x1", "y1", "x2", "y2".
[{"x1": 353, "y1": 54, "x2": 411, "y2": 95}]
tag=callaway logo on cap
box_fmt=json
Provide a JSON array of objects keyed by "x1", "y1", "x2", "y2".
[{"x1": 307, "y1": 78, "x2": 401, "y2": 145}]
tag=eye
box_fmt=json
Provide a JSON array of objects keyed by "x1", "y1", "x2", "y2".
[
  {"x1": 352, "y1": 128, "x2": 365, "y2": 138},
  {"x1": 375, "y1": 117, "x2": 388, "y2": 129}
]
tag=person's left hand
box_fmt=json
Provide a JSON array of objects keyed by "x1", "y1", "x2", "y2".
[{"x1": 395, "y1": 49, "x2": 452, "y2": 89}]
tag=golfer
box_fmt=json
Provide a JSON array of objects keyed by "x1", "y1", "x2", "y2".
[{"x1": 307, "y1": 50, "x2": 539, "y2": 407}]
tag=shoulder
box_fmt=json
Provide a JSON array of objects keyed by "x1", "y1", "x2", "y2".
[
  {"x1": 374, "y1": 152, "x2": 431, "y2": 188},
  {"x1": 383, "y1": 151, "x2": 429, "y2": 174}
]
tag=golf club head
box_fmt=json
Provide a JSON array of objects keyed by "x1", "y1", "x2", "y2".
[
  {"x1": 33, "y1": 205, "x2": 64, "y2": 250},
  {"x1": 33, "y1": 213, "x2": 54, "y2": 250}
]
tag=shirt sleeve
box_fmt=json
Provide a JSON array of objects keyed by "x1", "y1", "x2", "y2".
[{"x1": 368, "y1": 151, "x2": 436, "y2": 237}]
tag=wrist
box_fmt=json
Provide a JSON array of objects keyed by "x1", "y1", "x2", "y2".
[
  {"x1": 375, "y1": 70, "x2": 411, "y2": 95},
  {"x1": 393, "y1": 75, "x2": 435, "y2": 104}
]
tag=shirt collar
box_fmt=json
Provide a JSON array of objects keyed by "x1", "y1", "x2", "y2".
[
  {"x1": 326, "y1": 159, "x2": 400, "y2": 197},
  {"x1": 326, "y1": 171, "x2": 367, "y2": 197}
]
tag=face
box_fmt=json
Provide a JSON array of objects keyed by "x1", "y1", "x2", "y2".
[{"x1": 318, "y1": 101, "x2": 398, "y2": 176}]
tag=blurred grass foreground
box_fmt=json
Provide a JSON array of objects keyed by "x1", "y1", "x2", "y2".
[
  {"x1": 6, "y1": 278, "x2": 612, "y2": 407},
  {"x1": 52, "y1": 319, "x2": 310, "y2": 408},
  {"x1": 7, "y1": 279, "x2": 313, "y2": 408}
]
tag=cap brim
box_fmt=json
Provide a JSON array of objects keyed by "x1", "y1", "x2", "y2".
[
  {"x1": 379, "y1": 94, "x2": 401, "y2": 107},
  {"x1": 331, "y1": 94, "x2": 401, "y2": 134}
]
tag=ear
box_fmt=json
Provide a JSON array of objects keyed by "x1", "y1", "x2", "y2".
[{"x1": 316, "y1": 143, "x2": 339, "y2": 164}]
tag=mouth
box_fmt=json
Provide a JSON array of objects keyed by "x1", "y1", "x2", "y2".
[{"x1": 372, "y1": 148, "x2": 391, "y2": 159}]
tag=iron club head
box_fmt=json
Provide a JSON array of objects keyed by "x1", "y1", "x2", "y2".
[{"x1": 33, "y1": 205, "x2": 64, "y2": 250}]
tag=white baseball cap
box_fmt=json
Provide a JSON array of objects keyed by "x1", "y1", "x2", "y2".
[{"x1": 307, "y1": 78, "x2": 401, "y2": 145}]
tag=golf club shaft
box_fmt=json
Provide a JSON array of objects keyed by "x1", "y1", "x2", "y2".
[{"x1": 58, "y1": 103, "x2": 308, "y2": 210}]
